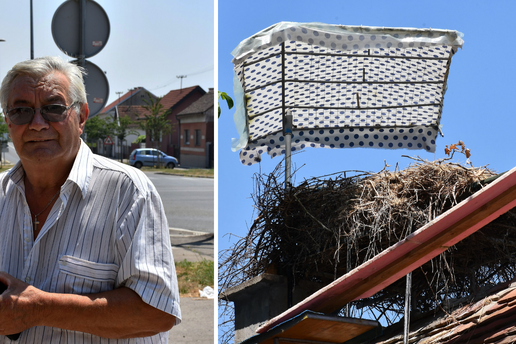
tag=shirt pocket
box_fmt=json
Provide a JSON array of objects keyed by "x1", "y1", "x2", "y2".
[{"x1": 57, "y1": 255, "x2": 119, "y2": 294}]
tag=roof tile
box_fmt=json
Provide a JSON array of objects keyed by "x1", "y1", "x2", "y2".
[
  {"x1": 102, "y1": 87, "x2": 146, "y2": 113},
  {"x1": 160, "y1": 85, "x2": 205, "y2": 109},
  {"x1": 177, "y1": 88, "x2": 214, "y2": 116},
  {"x1": 372, "y1": 286, "x2": 516, "y2": 344},
  {"x1": 498, "y1": 289, "x2": 516, "y2": 304},
  {"x1": 484, "y1": 325, "x2": 516, "y2": 343}
]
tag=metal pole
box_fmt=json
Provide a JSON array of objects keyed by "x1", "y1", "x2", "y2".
[
  {"x1": 403, "y1": 272, "x2": 412, "y2": 344},
  {"x1": 79, "y1": 0, "x2": 86, "y2": 67},
  {"x1": 285, "y1": 110, "x2": 293, "y2": 306},
  {"x1": 30, "y1": 0, "x2": 34, "y2": 59},
  {"x1": 284, "y1": 111, "x2": 293, "y2": 190},
  {"x1": 281, "y1": 42, "x2": 292, "y2": 190},
  {"x1": 177, "y1": 75, "x2": 187, "y2": 90}
]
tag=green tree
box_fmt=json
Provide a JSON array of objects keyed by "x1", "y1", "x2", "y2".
[
  {"x1": 0, "y1": 113, "x2": 9, "y2": 138},
  {"x1": 0, "y1": 113, "x2": 8, "y2": 168},
  {"x1": 134, "y1": 135, "x2": 146, "y2": 144},
  {"x1": 138, "y1": 95, "x2": 174, "y2": 167},
  {"x1": 108, "y1": 115, "x2": 139, "y2": 162},
  {"x1": 84, "y1": 116, "x2": 111, "y2": 153},
  {"x1": 218, "y1": 91, "x2": 234, "y2": 118}
]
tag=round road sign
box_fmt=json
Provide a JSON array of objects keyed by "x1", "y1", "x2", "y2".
[
  {"x1": 52, "y1": 0, "x2": 110, "y2": 58},
  {"x1": 74, "y1": 60, "x2": 109, "y2": 117}
]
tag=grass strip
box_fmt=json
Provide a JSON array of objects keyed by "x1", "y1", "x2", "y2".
[{"x1": 175, "y1": 259, "x2": 214, "y2": 297}]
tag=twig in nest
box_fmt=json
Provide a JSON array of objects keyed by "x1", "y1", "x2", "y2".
[{"x1": 293, "y1": 193, "x2": 334, "y2": 234}]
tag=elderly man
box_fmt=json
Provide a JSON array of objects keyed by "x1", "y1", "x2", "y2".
[{"x1": 0, "y1": 56, "x2": 181, "y2": 343}]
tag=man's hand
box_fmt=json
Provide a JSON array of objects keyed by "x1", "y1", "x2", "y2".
[{"x1": 0, "y1": 272, "x2": 44, "y2": 336}]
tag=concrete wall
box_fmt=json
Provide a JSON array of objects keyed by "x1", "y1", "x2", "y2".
[
  {"x1": 223, "y1": 274, "x2": 322, "y2": 343},
  {"x1": 179, "y1": 153, "x2": 206, "y2": 168}
]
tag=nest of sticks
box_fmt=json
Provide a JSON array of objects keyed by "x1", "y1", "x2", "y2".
[{"x1": 219, "y1": 156, "x2": 516, "y2": 327}]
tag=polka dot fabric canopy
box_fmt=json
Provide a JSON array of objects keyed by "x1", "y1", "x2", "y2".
[{"x1": 231, "y1": 22, "x2": 463, "y2": 166}]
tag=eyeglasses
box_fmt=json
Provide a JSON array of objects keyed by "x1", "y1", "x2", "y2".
[{"x1": 6, "y1": 103, "x2": 79, "y2": 125}]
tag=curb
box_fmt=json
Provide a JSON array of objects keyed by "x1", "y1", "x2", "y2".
[
  {"x1": 156, "y1": 172, "x2": 214, "y2": 179},
  {"x1": 169, "y1": 228, "x2": 214, "y2": 245}
]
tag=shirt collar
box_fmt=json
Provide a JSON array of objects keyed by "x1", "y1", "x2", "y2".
[
  {"x1": 1, "y1": 139, "x2": 93, "y2": 199},
  {"x1": 2, "y1": 161, "x2": 24, "y2": 193},
  {"x1": 65, "y1": 139, "x2": 92, "y2": 199}
]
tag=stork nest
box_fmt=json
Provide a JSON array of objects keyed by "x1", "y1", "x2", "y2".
[{"x1": 219, "y1": 157, "x2": 516, "y2": 329}]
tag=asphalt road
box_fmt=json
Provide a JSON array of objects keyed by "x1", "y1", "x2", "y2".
[
  {"x1": 144, "y1": 171, "x2": 214, "y2": 233},
  {"x1": 2, "y1": 142, "x2": 19, "y2": 165}
]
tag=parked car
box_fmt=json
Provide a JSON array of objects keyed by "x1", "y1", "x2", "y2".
[{"x1": 129, "y1": 148, "x2": 179, "y2": 169}]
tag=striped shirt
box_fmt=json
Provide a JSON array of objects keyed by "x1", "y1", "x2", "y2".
[{"x1": 0, "y1": 140, "x2": 181, "y2": 343}]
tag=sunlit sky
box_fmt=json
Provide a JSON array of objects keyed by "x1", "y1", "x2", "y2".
[
  {"x1": 0, "y1": 0, "x2": 214, "y2": 111},
  {"x1": 218, "y1": 0, "x2": 516, "y2": 255}
]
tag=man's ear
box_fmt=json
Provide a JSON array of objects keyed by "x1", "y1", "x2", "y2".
[{"x1": 78, "y1": 102, "x2": 89, "y2": 133}]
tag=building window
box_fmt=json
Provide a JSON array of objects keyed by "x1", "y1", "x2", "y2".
[
  {"x1": 184, "y1": 129, "x2": 190, "y2": 145},
  {"x1": 195, "y1": 129, "x2": 201, "y2": 146}
]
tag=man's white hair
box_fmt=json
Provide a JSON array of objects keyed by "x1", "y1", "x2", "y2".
[{"x1": 0, "y1": 56, "x2": 87, "y2": 113}]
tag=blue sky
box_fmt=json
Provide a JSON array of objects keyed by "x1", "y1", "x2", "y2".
[
  {"x1": 218, "y1": 0, "x2": 516, "y2": 280},
  {"x1": 0, "y1": 0, "x2": 214, "y2": 110}
]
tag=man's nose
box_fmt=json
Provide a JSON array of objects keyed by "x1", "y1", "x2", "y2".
[{"x1": 29, "y1": 108, "x2": 50, "y2": 130}]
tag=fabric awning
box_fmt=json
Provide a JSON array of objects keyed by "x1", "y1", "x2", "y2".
[{"x1": 231, "y1": 22, "x2": 464, "y2": 165}]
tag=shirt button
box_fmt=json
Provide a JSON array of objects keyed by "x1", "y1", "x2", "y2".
[{"x1": 25, "y1": 277, "x2": 31, "y2": 283}]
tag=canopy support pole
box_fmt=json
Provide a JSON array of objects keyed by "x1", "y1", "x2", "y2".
[
  {"x1": 284, "y1": 111, "x2": 293, "y2": 190},
  {"x1": 280, "y1": 41, "x2": 292, "y2": 190},
  {"x1": 403, "y1": 272, "x2": 412, "y2": 344}
]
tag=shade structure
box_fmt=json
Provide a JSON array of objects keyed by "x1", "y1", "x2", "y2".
[
  {"x1": 240, "y1": 310, "x2": 379, "y2": 344},
  {"x1": 230, "y1": 22, "x2": 464, "y2": 166}
]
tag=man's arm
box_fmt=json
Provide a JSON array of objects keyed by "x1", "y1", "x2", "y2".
[{"x1": 0, "y1": 272, "x2": 175, "y2": 339}]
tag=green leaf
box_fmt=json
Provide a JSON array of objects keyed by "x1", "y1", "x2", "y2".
[{"x1": 218, "y1": 91, "x2": 234, "y2": 118}]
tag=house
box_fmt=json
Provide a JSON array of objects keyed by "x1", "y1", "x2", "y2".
[
  {"x1": 176, "y1": 88, "x2": 214, "y2": 168},
  {"x1": 98, "y1": 86, "x2": 157, "y2": 117},
  {"x1": 90, "y1": 87, "x2": 157, "y2": 158},
  {"x1": 116, "y1": 105, "x2": 150, "y2": 155},
  {"x1": 150, "y1": 85, "x2": 206, "y2": 160}
]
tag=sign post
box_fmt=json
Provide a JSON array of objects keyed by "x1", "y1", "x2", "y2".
[{"x1": 52, "y1": 0, "x2": 110, "y2": 117}]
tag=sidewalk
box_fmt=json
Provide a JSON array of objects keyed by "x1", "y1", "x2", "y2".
[
  {"x1": 170, "y1": 228, "x2": 214, "y2": 262},
  {"x1": 168, "y1": 228, "x2": 215, "y2": 343}
]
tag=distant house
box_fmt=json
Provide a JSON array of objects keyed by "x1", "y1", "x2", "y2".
[
  {"x1": 99, "y1": 87, "x2": 157, "y2": 114},
  {"x1": 151, "y1": 85, "x2": 206, "y2": 161},
  {"x1": 176, "y1": 88, "x2": 214, "y2": 168},
  {"x1": 116, "y1": 105, "x2": 151, "y2": 155},
  {"x1": 90, "y1": 87, "x2": 157, "y2": 158}
]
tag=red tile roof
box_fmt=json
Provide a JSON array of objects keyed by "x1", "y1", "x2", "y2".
[
  {"x1": 116, "y1": 105, "x2": 150, "y2": 124},
  {"x1": 177, "y1": 88, "x2": 214, "y2": 116},
  {"x1": 372, "y1": 282, "x2": 516, "y2": 344},
  {"x1": 159, "y1": 85, "x2": 205, "y2": 109},
  {"x1": 101, "y1": 87, "x2": 153, "y2": 113}
]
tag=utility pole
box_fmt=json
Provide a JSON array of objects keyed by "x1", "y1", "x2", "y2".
[
  {"x1": 30, "y1": 0, "x2": 34, "y2": 59},
  {"x1": 176, "y1": 75, "x2": 187, "y2": 90}
]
